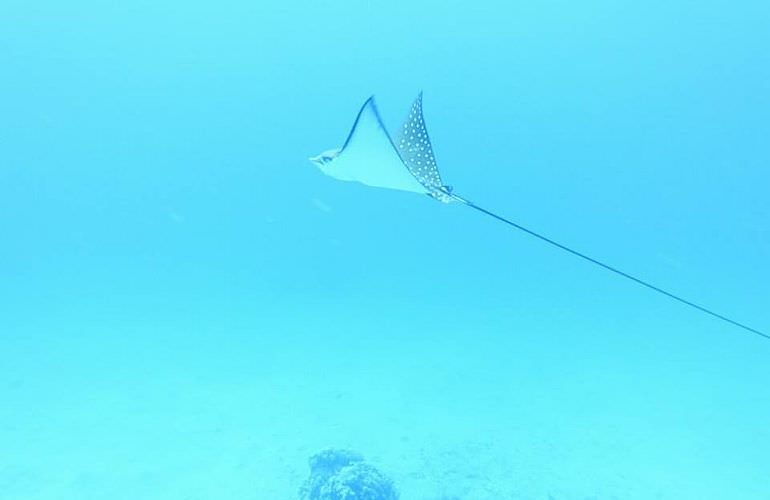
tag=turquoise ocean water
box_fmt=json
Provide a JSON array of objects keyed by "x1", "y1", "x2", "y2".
[{"x1": 2, "y1": 1, "x2": 769, "y2": 498}]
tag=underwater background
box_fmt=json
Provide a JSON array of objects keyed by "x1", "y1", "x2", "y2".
[{"x1": 2, "y1": 0, "x2": 769, "y2": 498}]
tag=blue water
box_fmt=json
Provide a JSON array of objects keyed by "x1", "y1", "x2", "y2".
[{"x1": 2, "y1": 1, "x2": 769, "y2": 499}]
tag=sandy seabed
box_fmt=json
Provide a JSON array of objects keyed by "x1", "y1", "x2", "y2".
[{"x1": 3, "y1": 304, "x2": 768, "y2": 500}]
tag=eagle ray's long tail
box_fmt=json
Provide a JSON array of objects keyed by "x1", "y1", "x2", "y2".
[{"x1": 451, "y1": 194, "x2": 770, "y2": 342}]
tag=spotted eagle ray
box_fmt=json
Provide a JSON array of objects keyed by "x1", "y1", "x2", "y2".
[{"x1": 310, "y1": 93, "x2": 768, "y2": 342}]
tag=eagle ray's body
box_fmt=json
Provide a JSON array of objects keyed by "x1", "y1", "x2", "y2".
[{"x1": 309, "y1": 94, "x2": 455, "y2": 202}]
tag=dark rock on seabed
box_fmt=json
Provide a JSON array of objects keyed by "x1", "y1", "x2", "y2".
[{"x1": 299, "y1": 448, "x2": 398, "y2": 500}]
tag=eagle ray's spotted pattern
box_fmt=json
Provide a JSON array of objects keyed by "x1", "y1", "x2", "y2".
[{"x1": 395, "y1": 93, "x2": 452, "y2": 202}]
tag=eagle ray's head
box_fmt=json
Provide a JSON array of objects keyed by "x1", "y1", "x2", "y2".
[{"x1": 309, "y1": 149, "x2": 341, "y2": 168}]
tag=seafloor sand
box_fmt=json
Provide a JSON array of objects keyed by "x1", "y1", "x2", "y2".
[{"x1": 2, "y1": 299, "x2": 768, "y2": 499}]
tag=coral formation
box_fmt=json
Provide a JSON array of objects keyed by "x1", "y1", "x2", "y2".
[{"x1": 299, "y1": 449, "x2": 398, "y2": 500}]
